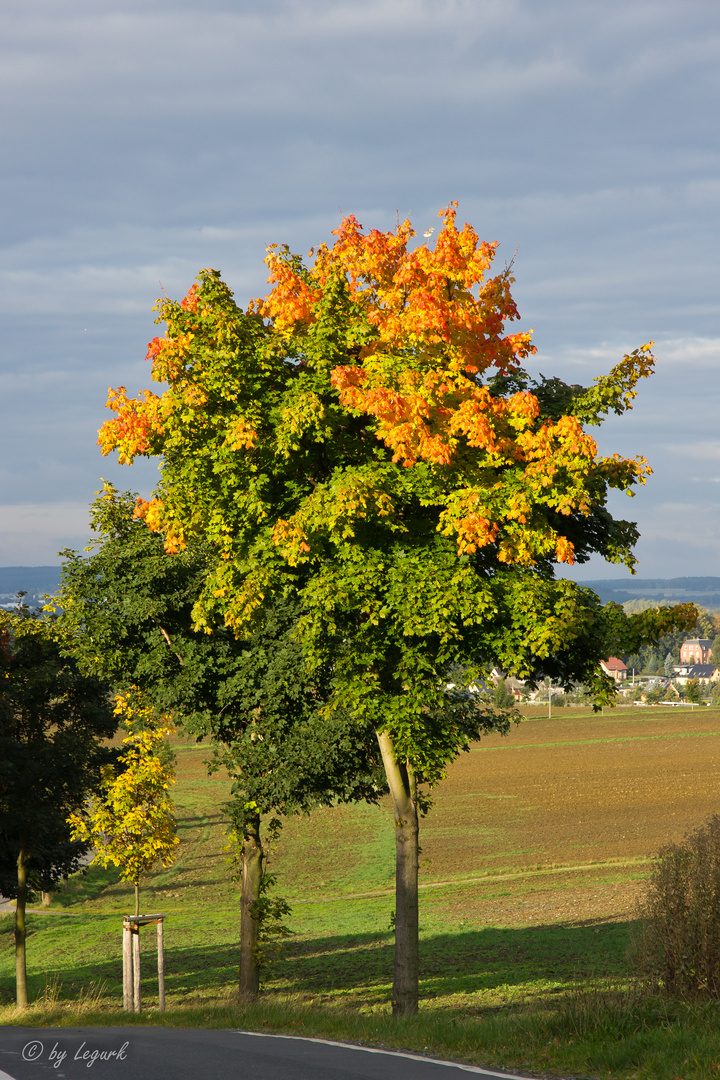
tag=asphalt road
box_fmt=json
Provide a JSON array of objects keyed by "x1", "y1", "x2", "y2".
[{"x1": 0, "y1": 1028, "x2": 533, "y2": 1080}]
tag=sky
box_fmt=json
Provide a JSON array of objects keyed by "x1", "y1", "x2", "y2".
[{"x1": 1, "y1": 0, "x2": 718, "y2": 577}]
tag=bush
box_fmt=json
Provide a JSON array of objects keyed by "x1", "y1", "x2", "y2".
[
  {"x1": 634, "y1": 815, "x2": 720, "y2": 998},
  {"x1": 493, "y1": 682, "x2": 516, "y2": 708},
  {"x1": 642, "y1": 685, "x2": 666, "y2": 704}
]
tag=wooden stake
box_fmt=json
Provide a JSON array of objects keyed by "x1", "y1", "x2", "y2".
[
  {"x1": 132, "y1": 926, "x2": 141, "y2": 1013},
  {"x1": 122, "y1": 922, "x2": 132, "y2": 1011},
  {"x1": 157, "y1": 919, "x2": 165, "y2": 1012}
]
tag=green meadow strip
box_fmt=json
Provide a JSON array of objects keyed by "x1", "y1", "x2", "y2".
[{"x1": 472, "y1": 730, "x2": 720, "y2": 750}]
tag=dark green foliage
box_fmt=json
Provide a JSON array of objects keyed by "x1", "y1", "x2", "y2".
[
  {"x1": 0, "y1": 603, "x2": 116, "y2": 898},
  {"x1": 56, "y1": 485, "x2": 387, "y2": 818},
  {"x1": 634, "y1": 815, "x2": 720, "y2": 998},
  {"x1": 625, "y1": 627, "x2": 690, "y2": 676}
]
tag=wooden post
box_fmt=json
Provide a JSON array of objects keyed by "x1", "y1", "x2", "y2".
[
  {"x1": 157, "y1": 920, "x2": 165, "y2": 1011},
  {"x1": 132, "y1": 926, "x2": 141, "y2": 1013},
  {"x1": 122, "y1": 921, "x2": 132, "y2": 1011}
]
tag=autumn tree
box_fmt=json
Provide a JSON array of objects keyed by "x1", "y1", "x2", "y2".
[
  {"x1": 0, "y1": 604, "x2": 115, "y2": 1008},
  {"x1": 97, "y1": 205, "x2": 696, "y2": 1014},
  {"x1": 69, "y1": 691, "x2": 179, "y2": 917}
]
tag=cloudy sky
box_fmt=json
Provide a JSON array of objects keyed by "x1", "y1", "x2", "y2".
[{"x1": 1, "y1": 0, "x2": 718, "y2": 577}]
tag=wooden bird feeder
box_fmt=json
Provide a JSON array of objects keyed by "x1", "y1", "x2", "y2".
[{"x1": 122, "y1": 914, "x2": 166, "y2": 1013}]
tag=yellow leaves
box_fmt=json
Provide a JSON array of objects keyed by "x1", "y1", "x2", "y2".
[
  {"x1": 276, "y1": 391, "x2": 329, "y2": 456},
  {"x1": 219, "y1": 572, "x2": 269, "y2": 636},
  {"x1": 133, "y1": 497, "x2": 186, "y2": 553},
  {"x1": 434, "y1": 407, "x2": 599, "y2": 563},
  {"x1": 68, "y1": 692, "x2": 179, "y2": 886},
  {"x1": 146, "y1": 332, "x2": 195, "y2": 383},
  {"x1": 272, "y1": 518, "x2": 312, "y2": 564},
  {"x1": 596, "y1": 452, "x2": 652, "y2": 489},
  {"x1": 225, "y1": 415, "x2": 259, "y2": 451},
  {"x1": 601, "y1": 342, "x2": 655, "y2": 409}
]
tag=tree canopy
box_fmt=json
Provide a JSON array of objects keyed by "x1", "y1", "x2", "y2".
[
  {"x1": 68, "y1": 692, "x2": 179, "y2": 918},
  {"x1": 0, "y1": 603, "x2": 116, "y2": 1007},
  {"x1": 96, "y1": 204, "x2": 696, "y2": 1012}
]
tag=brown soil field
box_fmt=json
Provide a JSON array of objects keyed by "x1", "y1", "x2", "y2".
[{"x1": 273, "y1": 706, "x2": 720, "y2": 928}]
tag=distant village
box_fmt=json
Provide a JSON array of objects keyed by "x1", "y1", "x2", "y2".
[
  {"x1": 499, "y1": 634, "x2": 720, "y2": 707},
  {"x1": 3, "y1": 567, "x2": 720, "y2": 706}
]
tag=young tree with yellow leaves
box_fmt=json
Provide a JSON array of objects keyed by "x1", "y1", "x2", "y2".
[
  {"x1": 97, "y1": 204, "x2": 695, "y2": 1013},
  {"x1": 69, "y1": 693, "x2": 179, "y2": 917}
]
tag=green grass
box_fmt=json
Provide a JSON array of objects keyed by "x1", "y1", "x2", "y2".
[
  {"x1": 5, "y1": 987, "x2": 720, "y2": 1079},
  {"x1": 4, "y1": 710, "x2": 720, "y2": 1078}
]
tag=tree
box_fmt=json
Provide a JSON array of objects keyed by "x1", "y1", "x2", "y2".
[
  {"x1": 68, "y1": 691, "x2": 179, "y2": 917},
  {"x1": 0, "y1": 604, "x2": 116, "y2": 1008},
  {"x1": 710, "y1": 636, "x2": 720, "y2": 668},
  {"x1": 96, "y1": 205, "x2": 696, "y2": 1013},
  {"x1": 56, "y1": 485, "x2": 389, "y2": 998},
  {"x1": 684, "y1": 678, "x2": 703, "y2": 705}
]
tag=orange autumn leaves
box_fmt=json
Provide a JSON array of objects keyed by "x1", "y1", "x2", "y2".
[
  {"x1": 258, "y1": 204, "x2": 534, "y2": 376},
  {"x1": 98, "y1": 206, "x2": 653, "y2": 572},
  {"x1": 97, "y1": 386, "x2": 166, "y2": 465}
]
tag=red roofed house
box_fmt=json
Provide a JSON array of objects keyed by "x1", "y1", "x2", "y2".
[{"x1": 600, "y1": 657, "x2": 628, "y2": 683}]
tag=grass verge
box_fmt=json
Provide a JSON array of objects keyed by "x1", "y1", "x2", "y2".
[{"x1": 4, "y1": 989, "x2": 720, "y2": 1080}]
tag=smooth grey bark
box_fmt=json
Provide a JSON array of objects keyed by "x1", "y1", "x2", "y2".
[
  {"x1": 15, "y1": 842, "x2": 29, "y2": 1009},
  {"x1": 239, "y1": 810, "x2": 264, "y2": 999},
  {"x1": 135, "y1": 882, "x2": 140, "y2": 918},
  {"x1": 376, "y1": 729, "x2": 419, "y2": 1016}
]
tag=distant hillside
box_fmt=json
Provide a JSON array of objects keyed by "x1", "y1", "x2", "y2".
[
  {"x1": 572, "y1": 577, "x2": 720, "y2": 610},
  {"x1": 0, "y1": 565, "x2": 62, "y2": 607},
  {"x1": 3, "y1": 567, "x2": 719, "y2": 614}
]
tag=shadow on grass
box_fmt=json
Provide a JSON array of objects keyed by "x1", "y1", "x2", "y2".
[
  {"x1": 0, "y1": 918, "x2": 636, "y2": 1010},
  {"x1": 275, "y1": 920, "x2": 633, "y2": 1002}
]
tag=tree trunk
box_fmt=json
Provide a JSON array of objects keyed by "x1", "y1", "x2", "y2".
[
  {"x1": 239, "y1": 810, "x2": 264, "y2": 1000},
  {"x1": 376, "y1": 729, "x2": 419, "y2": 1016},
  {"x1": 135, "y1": 881, "x2": 140, "y2": 918},
  {"x1": 15, "y1": 843, "x2": 29, "y2": 1009}
]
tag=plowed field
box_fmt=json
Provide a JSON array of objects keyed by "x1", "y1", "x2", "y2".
[{"x1": 274, "y1": 706, "x2": 720, "y2": 927}]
